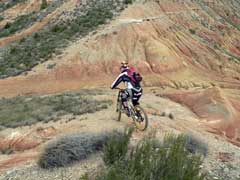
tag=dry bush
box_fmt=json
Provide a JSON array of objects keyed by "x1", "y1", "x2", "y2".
[
  {"x1": 38, "y1": 131, "x2": 118, "y2": 169},
  {"x1": 185, "y1": 133, "x2": 208, "y2": 157}
]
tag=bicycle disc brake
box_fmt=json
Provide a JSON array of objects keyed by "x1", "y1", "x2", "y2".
[{"x1": 135, "y1": 111, "x2": 144, "y2": 122}]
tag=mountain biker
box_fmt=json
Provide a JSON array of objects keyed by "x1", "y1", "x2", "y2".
[{"x1": 111, "y1": 61, "x2": 142, "y2": 116}]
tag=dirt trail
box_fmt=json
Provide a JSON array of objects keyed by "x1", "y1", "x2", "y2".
[
  {"x1": 0, "y1": 0, "x2": 77, "y2": 47},
  {"x1": 0, "y1": 89, "x2": 240, "y2": 179}
]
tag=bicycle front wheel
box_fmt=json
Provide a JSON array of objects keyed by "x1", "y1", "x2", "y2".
[
  {"x1": 133, "y1": 105, "x2": 148, "y2": 131},
  {"x1": 116, "y1": 98, "x2": 122, "y2": 121}
]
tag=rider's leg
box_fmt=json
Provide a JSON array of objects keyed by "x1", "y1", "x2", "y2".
[
  {"x1": 132, "y1": 89, "x2": 142, "y2": 107},
  {"x1": 121, "y1": 90, "x2": 129, "y2": 108},
  {"x1": 132, "y1": 89, "x2": 144, "y2": 121},
  {"x1": 121, "y1": 90, "x2": 131, "y2": 117}
]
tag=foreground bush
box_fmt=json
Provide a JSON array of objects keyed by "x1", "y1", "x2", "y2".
[
  {"x1": 103, "y1": 127, "x2": 133, "y2": 166},
  {"x1": 96, "y1": 133, "x2": 206, "y2": 180},
  {"x1": 38, "y1": 131, "x2": 122, "y2": 169}
]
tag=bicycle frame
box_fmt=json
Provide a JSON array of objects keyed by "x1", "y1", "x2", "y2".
[
  {"x1": 114, "y1": 88, "x2": 148, "y2": 130},
  {"x1": 116, "y1": 88, "x2": 137, "y2": 118}
]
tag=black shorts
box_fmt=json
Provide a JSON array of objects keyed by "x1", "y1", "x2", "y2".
[{"x1": 121, "y1": 89, "x2": 142, "y2": 106}]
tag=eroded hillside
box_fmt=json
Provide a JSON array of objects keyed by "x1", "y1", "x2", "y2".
[{"x1": 0, "y1": 0, "x2": 239, "y2": 93}]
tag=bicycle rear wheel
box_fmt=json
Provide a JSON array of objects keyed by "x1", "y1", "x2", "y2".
[{"x1": 132, "y1": 105, "x2": 148, "y2": 131}]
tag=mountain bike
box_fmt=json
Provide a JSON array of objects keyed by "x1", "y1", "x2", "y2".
[{"x1": 115, "y1": 88, "x2": 148, "y2": 131}]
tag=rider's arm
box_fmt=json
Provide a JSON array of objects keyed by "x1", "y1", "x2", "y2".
[{"x1": 111, "y1": 72, "x2": 128, "y2": 89}]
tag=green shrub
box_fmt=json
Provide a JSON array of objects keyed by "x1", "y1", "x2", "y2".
[
  {"x1": 41, "y1": 0, "x2": 48, "y2": 10},
  {"x1": 38, "y1": 131, "x2": 117, "y2": 169},
  {"x1": 4, "y1": 22, "x2": 11, "y2": 29},
  {"x1": 103, "y1": 127, "x2": 134, "y2": 166},
  {"x1": 0, "y1": 16, "x2": 4, "y2": 22},
  {"x1": 124, "y1": 0, "x2": 133, "y2": 4},
  {"x1": 51, "y1": 24, "x2": 66, "y2": 33},
  {"x1": 97, "y1": 133, "x2": 206, "y2": 180},
  {"x1": 189, "y1": 28, "x2": 196, "y2": 34}
]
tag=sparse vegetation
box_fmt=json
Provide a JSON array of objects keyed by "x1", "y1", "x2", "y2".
[
  {"x1": 94, "y1": 133, "x2": 206, "y2": 180},
  {"x1": 0, "y1": 0, "x2": 27, "y2": 13},
  {"x1": 0, "y1": 0, "x2": 66, "y2": 39},
  {"x1": 220, "y1": 47, "x2": 240, "y2": 63},
  {"x1": 38, "y1": 132, "x2": 116, "y2": 169},
  {"x1": 0, "y1": 90, "x2": 112, "y2": 129},
  {"x1": 213, "y1": 43, "x2": 240, "y2": 63},
  {"x1": 0, "y1": 0, "x2": 124, "y2": 78},
  {"x1": 0, "y1": 12, "x2": 37, "y2": 38}
]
